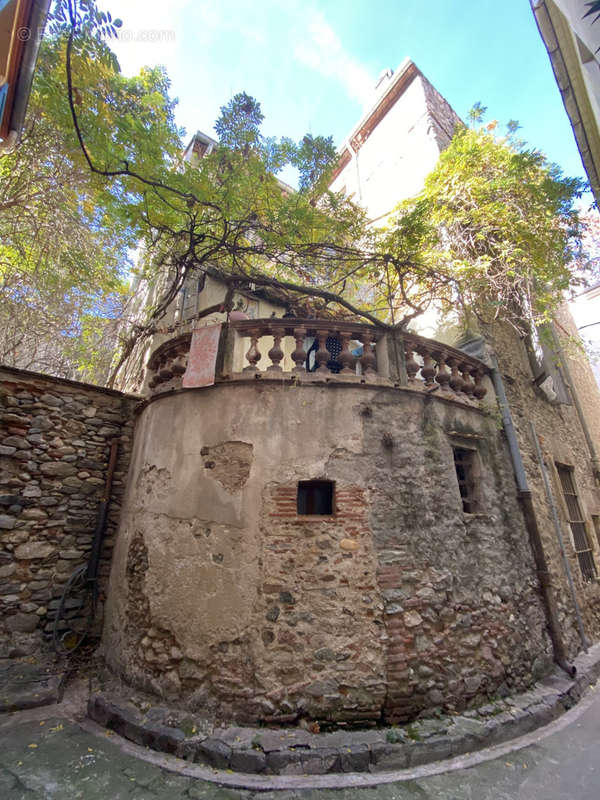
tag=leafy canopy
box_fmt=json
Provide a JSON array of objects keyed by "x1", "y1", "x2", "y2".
[
  {"x1": 3, "y1": 0, "x2": 594, "y2": 385},
  {"x1": 384, "y1": 119, "x2": 588, "y2": 333},
  {"x1": 0, "y1": 25, "x2": 183, "y2": 380}
]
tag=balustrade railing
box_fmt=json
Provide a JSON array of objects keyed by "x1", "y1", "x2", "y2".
[
  {"x1": 230, "y1": 318, "x2": 379, "y2": 379},
  {"x1": 402, "y1": 332, "x2": 488, "y2": 401},
  {"x1": 147, "y1": 334, "x2": 191, "y2": 392},
  {"x1": 144, "y1": 319, "x2": 490, "y2": 404}
]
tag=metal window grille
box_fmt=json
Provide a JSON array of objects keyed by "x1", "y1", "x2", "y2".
[
  {"x1": 453, "y1": 447, "x2": 478, "y2": 514},
  {"x1": 556, "y1": 464, "x2": 597, "y2": 583}
]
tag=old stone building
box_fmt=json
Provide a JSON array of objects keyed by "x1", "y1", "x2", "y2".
[{"x1": 1, "y1": 60, "x2": 600, "y2": 728}]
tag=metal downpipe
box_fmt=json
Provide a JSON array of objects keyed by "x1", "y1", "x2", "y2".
[
  {"x1": 490, "y1": 358, "x2": 576, "y2": 676},
  {"x1": 530, "y1": 421, "x2": 589, "y2": 652}
]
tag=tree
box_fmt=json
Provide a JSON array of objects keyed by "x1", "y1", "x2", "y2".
[
  {"x1": 0, "y1": 26, "x2": 183, "y2": 381},
  {"x1": 384, "y1": 121, "x2": 587, "y2": 335},
  {"x1": 214, "y1": 92, "x2": 264, "y2": 154},
  {"x1": 11, "y1": 0, "x2": 590, "y2": 386}
]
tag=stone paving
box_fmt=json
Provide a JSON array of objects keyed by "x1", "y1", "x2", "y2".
[
  {"x1": 0, "y1": 660, "x2": 66, "y2": 712},
  {"x1": 1, "y1": 685, "x2": 600, "y2": 799}
]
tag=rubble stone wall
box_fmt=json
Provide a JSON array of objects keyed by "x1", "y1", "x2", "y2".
[
  {"x1": 102, "y1": 380, "x2": 551, "y2": 724},
  {"x1": 488, "y1": 323, "x2": 600, "y2": 658},
  {"x1": 0, "y1": 366, "x2": 138, "y2": 658}
]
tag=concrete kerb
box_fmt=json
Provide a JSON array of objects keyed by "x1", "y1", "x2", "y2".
[{"x1": 81, "y1": 642, "x2": 600, "y2": 785}]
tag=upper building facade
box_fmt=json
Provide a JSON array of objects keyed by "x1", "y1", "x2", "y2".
[{"x1": 329, "y1": 59, "x2": 461, "y2": 225}]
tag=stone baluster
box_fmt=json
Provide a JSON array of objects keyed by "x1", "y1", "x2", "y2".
[
  {"x1": 243, "y1": 328, "x2": 262, "y2": 372},
  {"x1": 472, "y1": 368, "x2": 487, "y2": 400},
  {"x1": 339, "y1": 331, "x2": 355, "y2": 375},
  {"x1": 405, "y1": 348, "x2": 419, "y2": 384},
  {"x1": 291, "y1": 327, "x2": 307, "y2": 373},
  {"x1": 315, "y1": 330, "x2": 331, "y2": 374},
  {"x1": 360, "y1": 332, "x2": 377, "y2": 376},
  {"x1": 460, "y1": 362, "x2": 475, "y2": 398},
  {"x1": 447, "y1": 357, "x2": 464, "y2": 395},
  {"x1": 419, "y1": 347, "x2": 436, "y2": 386},
  {"x1": 267, "y1": 327, "x2": 284, "y2": 371},
  {"x1": 434, "y1": 351, "x2": 451, "y2": 391},
  {"x1": 159, "y1": 358, "x2": 173, "y2": 382},
  {"x1": 171, "y1": 352, "x2": 187, "y2": 376}
]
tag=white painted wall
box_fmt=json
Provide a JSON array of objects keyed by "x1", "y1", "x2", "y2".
[{"x1": 330, "y1": 75, "x2": 446, "y2": 225}]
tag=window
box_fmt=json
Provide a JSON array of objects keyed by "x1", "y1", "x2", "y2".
[
  {"x1": 593, "y1": 516, "x2": 600, "y2": 550},
  {"x1": 297, "y1": 480, "x2": 334, "y2": 515},
  {"x1": 526, "y1": 325, "x2": 570, "y2": 404},
  {"x1": 556, "y1": 464, "x2": 597, "y2": 583},
  {"x1": 452, "y1": 447, "x2": 479, "y2": 513}
]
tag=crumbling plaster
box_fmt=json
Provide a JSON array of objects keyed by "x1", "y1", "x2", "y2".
[{"x1": 103, "y1": 380, "x2": 551, "y2": 724}]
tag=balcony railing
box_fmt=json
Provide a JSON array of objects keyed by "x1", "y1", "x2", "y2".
[{"x1": 145, "y1": 318, "x2": 490, "y2": 404}]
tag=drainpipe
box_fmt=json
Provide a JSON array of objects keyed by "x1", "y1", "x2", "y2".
[
  {"x1": 530, "y1": 422, "x2": 589, "y2": 652},
  {"x1": 549, "y1": 323, "x2": 600, "y2": 482},
  {"x1": 489, "y1": 355, "x2": 576, "y2": 676},
  {"x1": 345, "y1": 140, "x2": 362, "y2": 204}
]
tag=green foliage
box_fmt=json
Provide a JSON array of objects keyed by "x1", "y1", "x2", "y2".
[
  {"x1": 0, "y1": 27, "x2": 182, "y2": 380},
  {"x1": 215, "y1": 92, "x2": 264, "y2": 153},
  {"x1": 384, "y1": 122, "x2": 587, "y2": 334},
  {"x1": 293, "y1": 134, "x2": 337, "y2": 194},
  {"x1": 4, "y1": 0, "x2": 590, "y2": 386}
]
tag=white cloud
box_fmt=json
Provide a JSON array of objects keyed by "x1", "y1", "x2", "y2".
[
  {"x1": 97, "y1": 0, "x2": 191, "y2": 76},
  {"x1": 294, "y1": 11, "x2": 374, "y2": 107}
]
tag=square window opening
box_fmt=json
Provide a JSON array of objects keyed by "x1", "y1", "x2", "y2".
[
  {"x1": 297, "y1": 480, "x2": 334, "y2": 515},
  {"x1": 452, "y1": 447, "x2": 480, "y2": 514}
]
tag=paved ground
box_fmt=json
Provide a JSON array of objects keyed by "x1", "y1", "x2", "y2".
[{"x1": 1, "y1": 683, "x2": 599, "y2": 799}]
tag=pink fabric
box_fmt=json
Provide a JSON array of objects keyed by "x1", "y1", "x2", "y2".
[{"x1": 182, "y1": 324, "x2": 222, "y2": 388}]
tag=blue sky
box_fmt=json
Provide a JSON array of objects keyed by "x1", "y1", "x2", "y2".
[{"x1": 102, "y1": 0, "x2": 590, "y2": 196}]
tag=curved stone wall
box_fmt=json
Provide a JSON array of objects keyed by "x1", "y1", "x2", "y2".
[{"x1": 102, "y1": 381, "x2": 551, "y2": 724}]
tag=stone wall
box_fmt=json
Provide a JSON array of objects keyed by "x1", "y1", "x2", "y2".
[
  {"x1": 0, "y1": 366, "x2": 138, "y2": 658},
  {"x1": 102, "y1": 380, "x2": 551, "y2": 724},
  {"x1": 487, "y1": 323, "x2": 600, "y2": 658}
]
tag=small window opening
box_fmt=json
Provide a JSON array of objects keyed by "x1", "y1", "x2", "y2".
[
  {"x1": 452, "y1": 447, "x2": 479, "y2": 514},
  {"x1": 556, "y1": 464, "x2": 597, "y2": 583},
  {"x1": 593, "y1": 515, "x2": 600, "y2": 550},
  {"x1": 297, "y1": 480, "x2": 334, "y2": 515}
]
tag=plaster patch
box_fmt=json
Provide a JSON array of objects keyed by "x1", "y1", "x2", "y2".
[{"x1": 202, "y1": 441, "x2": 253, "y2": 492}]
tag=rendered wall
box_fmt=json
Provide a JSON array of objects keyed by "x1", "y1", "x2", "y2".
[
  {"x1": 102, "y1": 380, "x2": 551, "y2": 724},
  {"x1": 330, "y1": 72, "x2": 461, "y2": 223}
]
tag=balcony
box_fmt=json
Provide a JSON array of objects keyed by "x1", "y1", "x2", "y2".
[{"x1": 145, "y1": 317, "x2": 491, "y2": 405}]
